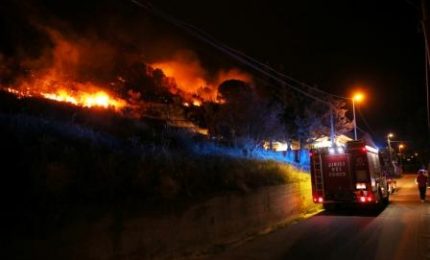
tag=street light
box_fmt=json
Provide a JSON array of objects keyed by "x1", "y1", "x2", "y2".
[
  {"x1": 398, "y1": 144, "x2": 405, "y2": 170},
  {"x1": 398, "y1": 144, "x2": 405, "y2": 153},
  {"x1": 352, "y1": 92, "x2": 364, "y2": 140}
]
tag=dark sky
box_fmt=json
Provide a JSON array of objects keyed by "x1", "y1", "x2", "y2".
[
  {"x1": 152, "y1": 0, "x2": 428, "y2": 149},
  {"x1": 0, "y1": 0, "x2": 428, "y2": 151}
]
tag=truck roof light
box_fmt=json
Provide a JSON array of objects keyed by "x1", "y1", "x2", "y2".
[
  {"x1": 318, "y1": 197, "x2": 324, "y2": 203},
  {"x1": 365, "y1": 145, "x2": 379, "y2": 153},
  {"x1": 361, "y1": 147, "x2": 367, "y2": 153},
  {"x1": 329, "y1": 148, "x2": 335, "y2": 154}
]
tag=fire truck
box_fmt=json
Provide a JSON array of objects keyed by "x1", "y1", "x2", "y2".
[{"x1": 310, "y1": 140, "x2": 390, "y2": 208}]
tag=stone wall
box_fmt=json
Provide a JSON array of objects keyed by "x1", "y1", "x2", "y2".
[{"x1": 27, "y1": 182, "x2": 318, "y2": 259}]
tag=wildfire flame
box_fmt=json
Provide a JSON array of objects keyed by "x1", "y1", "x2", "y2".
[
  {"x1": 41, "y1": 89, "x2": 125, "y2": 109},
  {"x1": 1, "y1": 29, "x2": 251, "y2": 116},
  {"x1": 5, "y1": 80, "x2": 126, "y2": 111},
  {"x1": 152, "y1": 59, "x2": 212, "y2": 102},
  {"x1": 192, "y1": 99, "x2": 202, "y2": 107},
  {"x1": 1, "y1": 29, "x2": 128, "y2": 111},
  {"x1": 152, "y1": 55, "x2": 251, "y2": 104},
  {"x1": 5, "y1": 87, "x2": 126, "y2": 110}
]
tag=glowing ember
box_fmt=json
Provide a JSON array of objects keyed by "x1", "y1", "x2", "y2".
[{"x1": 192, "y1": 99, "x2": 202, "y2": 107}]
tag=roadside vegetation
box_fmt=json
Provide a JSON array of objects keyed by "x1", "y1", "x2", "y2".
[{"x1": 0, "y1": 92, "x2": 312, "y2": 239}]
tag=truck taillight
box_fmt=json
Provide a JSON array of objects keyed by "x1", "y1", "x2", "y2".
[
  {"x1": 358, "y1": 195, "x2": 373, "y2": 203},
  {"x1": 361, "y1": 147, "x2": 367, "y2": 153},
  {"x1": 313, "y1": 196, "x2": 324, "y2": 203}
]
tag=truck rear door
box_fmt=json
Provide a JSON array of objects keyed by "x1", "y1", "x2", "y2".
[{"x1": 323, "y1": 153, "x2": 353, "y2": 201}]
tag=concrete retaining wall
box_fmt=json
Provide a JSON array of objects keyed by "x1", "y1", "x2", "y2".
[{"x1": 29, "y1": 182, "x2": 317, "y2": 259}]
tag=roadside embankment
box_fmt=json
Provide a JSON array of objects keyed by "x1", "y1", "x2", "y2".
[{"x1": 22, "y1": 170, "x2": 320, "y2": 260}]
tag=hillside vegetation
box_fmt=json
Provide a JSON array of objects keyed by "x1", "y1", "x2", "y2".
[{"x1": 0, "y1": 91, "x2": 310, "y2": 239}]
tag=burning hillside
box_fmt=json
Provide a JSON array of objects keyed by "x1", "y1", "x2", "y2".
[
  {"x1": 0, "y1": 27, "x2": 251, "y2": 123},
  {"x1": 151, "y1": 50, "x2": 251, "y2": 103},
  {"x1": 5, "y1": 82, "x2": 126, "y2": 111}
]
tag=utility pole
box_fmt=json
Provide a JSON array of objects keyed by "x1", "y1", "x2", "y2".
[
  {"x1": 387, "y1": 134, "x2": 393, "y2": 162},
  {"x1": 422, "y1": 0, "x2": 429, "y2": 52},
  {"x1": 352, "y1": 97, "x2": 357, "y2": 140},
  {"x1": 422, "y1": 0, "x2": 430, "y2": 137},
  {"x1": 330, "y1": 107, "x2": 335, "y2": 146},
  {"x1": 422, "y1": 0, "x2": 429, "y2": 66}
]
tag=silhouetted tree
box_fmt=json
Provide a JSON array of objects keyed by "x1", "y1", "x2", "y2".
[
  {"x1": 207, "y1": 80, "x2": 285, "y2": 149},
  {"x1": 294, "y1": 98, "x2": 353, "y2": 145}
]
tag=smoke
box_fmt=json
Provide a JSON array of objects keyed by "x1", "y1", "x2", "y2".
[
  {"x1": 0, "y1": 0, "x2": 253, "y2": 114},
  {"x1": 16, "y1": 24, "x2": 133, "y2": 86},
  {"x1": 152, "y1": 50, "x2": 251, "y2": 102}
]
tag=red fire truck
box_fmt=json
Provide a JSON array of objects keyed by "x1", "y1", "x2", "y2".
[{"x1": 310, "y1": 140, "x2": 390, "y2": 208}]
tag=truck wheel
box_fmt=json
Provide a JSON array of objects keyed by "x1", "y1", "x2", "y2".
[
  {"x1": 377, "y1": 189, "x2": 389, "y2": 207},
  {"x1": 376, "y1": 189, "x2": 383, "y2": 206}
]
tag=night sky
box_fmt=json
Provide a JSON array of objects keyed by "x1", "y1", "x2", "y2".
[
  {"x1": 153, "y1": 0, "x2": 428, "y2": 149},
  {"x1": 0, "y1": 0, "x2": 428, "y2": 151}
]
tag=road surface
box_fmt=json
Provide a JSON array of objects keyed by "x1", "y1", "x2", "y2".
[{"x1": 212, "y1": 174, "x2": 430, "y2": 260}]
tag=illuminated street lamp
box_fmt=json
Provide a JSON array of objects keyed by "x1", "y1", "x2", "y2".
[
  {"x1": 398, "y1": 143, "x2": 405, "y2": 153},
  {"x1": 387, "y1": 133, "x2": 394, "y2": 151},
  {"x1": 398, "y1": 144, "x2": 405, "y2": 169},
  {"x1": 352, "y1": 93, "x2": 364, "y2": 140}
]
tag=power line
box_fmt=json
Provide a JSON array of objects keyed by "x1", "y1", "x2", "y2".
[
  {"x1": 128, "y1": 0, "x2": 347, "y2": 104},
  {"x1": 357, "y1": 108, "x2": 377, "y2": 137},
  {"x1": 183, "y1": 23, "x2": 349, "y2": 100},
  {"x1": 426, "y1": 44, "x2": 430, "y2": 131},
  {"x1": 357, "y1": 126, "x2": 370, "y2": 136},
  {"x1": 421, "y1": 0, "x2": 430, "y2": 137},
  {"x1": 129, "y1": 0, "x2": 356, "y2": 142}
]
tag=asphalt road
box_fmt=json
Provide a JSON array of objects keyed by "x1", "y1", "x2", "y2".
[{"x1": 212, "y1": 174, "x2": 430, "y2": 260}]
